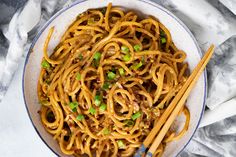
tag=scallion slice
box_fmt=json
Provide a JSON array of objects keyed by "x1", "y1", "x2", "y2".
[
  {"x1": 76, "y1": 73, "x2": 81, "y2": 80},
  {"x1": 94, "y1": 52, "x2": 101, "y2": 61},
  {"x1": 123, "y1": 54, "x2": 131, "y2": 62},
  {"x1": 133, "y1": 44, "x2": 141, "y2": 52},
  {"x1": 107, "y1": 71, "x2": 116, "y2": 80},
  {"x1": 102, "y1": 82, "x2": 110, "y2": 90},
  {"x1": 89, "y1": 107, "x2": 96, "y2": 115},
  {"x1": 161, "y1": 37, "x2": 166, "y2": 44},
  {"x1": 72, "y1": 108, "x2": 77, "y2": 112},
  {"x1": 124, "y1": 119, "x2": 134, "y2": 127},
  {"x1": 160, "y1": 30, "x2": 165, "y2": 37},
  {"x1": 121, "y1": 45, "x2": 129, "y2": 53},
  {"x1": 103, "y1": 128, "x2": 110, "y2": 135},
  {"x1": 117, "y1": 140, "x2": 125, "y2": 148},
  {"x1": 76, "y1": 114, "x2": 84, "y2": 121},
  {"x1": 99, "y1": 103, "x2": 107, "y2": 112},
  {"x1": 133, "y1": 61, "x2": 143, "y2": 70},
  {"x1": 41, "y1": 60, "x2": 50, "y2": 69},
  {"x1": 118, "y1": 68, "x2": 125, "y2": 76},
  {"x1": 78, "y1": 54, "x2": 83, "y2": 61},
  {"x1": 131, "y1": 111, "x2": 142, "y2": 120},
  {"x1": 69, "y1": 102, "x2": 78, "y2": 111},
  {"x1": 94, "y1": 95, "x2": 102, "y2": 106}
]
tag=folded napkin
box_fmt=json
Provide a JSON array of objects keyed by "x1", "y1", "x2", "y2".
[
  {"x1": 207, "y1": 37, "x2": 236, "y2": 110},
  {"x1": 0, "y1": 0, "x2": 236, "y2": 156},
  {"x1": 182, "y1": 114, "x2": 236, "y2": 157}
]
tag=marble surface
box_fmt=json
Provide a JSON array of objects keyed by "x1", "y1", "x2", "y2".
[
  {"x1": 0, "y1": 58, "x2": 55, "y2": 157},
  {"x1": 0, "y1": 0, "x2": 236, "y2": 157}
]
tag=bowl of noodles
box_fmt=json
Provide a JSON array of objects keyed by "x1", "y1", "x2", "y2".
[{"x1": 23, "y1": 0, "x2": 206, "y2": 156}]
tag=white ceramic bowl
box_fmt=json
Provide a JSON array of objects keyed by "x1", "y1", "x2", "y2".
[{"x1": 23, "y1": 0, "x2": 206, "y2": 156}]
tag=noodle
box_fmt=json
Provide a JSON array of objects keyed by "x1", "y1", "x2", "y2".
[{"x1": 37, "y1": 3, "x2": 190, "y2": 157}]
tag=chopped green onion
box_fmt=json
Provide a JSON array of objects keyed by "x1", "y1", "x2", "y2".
[
  {"x1": 118, "y1": 68, "x2": 125, "y2": 76},
  {"x1": 88, "y1": 18, "x2": 95, "y2": 25},
  {"x1": 78, "y1": 54, "x2": 83, "y2": 61},
  {"x1": 123, "y1": 54, "x2": 131, "y2": 62},
  {"x1": 107, "y1": 71, "x2": 116, "y2": 80},
  {"x1": 132, "y1": 61, "x2": 143, "y2": 70},
  {"x1": 121, "y1": 45, "x2": 129, "y2": 53},
  {"x1": 76, "y1": 73, "x2": 81, "y2": 81},
  {"x1": 94, "y1": 52, "x2": 101, "y2": 61},
  {"x1": 131, "y1": 111, "x2": 142, "y2": 120},
  {"x1": 103, "y1": 128, "x2": 110, "y2": 135},
  {"x1": 94, "y1": 95, "x2": 102, "y2": 106},
  {"x1": 45, "y1": 79, "x2": 51, "y2": 85},
  {"x1": 41, "y1": 60, "x2": 50, "y2": 69},
  {"x1": 99, "y1": 103, "x2": 107, "y2": 112},
  {"x1": 69, "y1": 102, "x2": 78, "y2": 111},
  {"x1": 102, "y1": 82, "x2": 110, "y2": 90},
  {"x1": 117, "y1": 140, "x2": 125, "y2": 149},
  {"x1": 89, "y1": 106, "x2": 96, "y2": 115},
  {"x1": 72, "y1": 108, "x2": 77, "y2": 112},
  {"x1": 141, "y1": 56, "x2": 145, "y2": 64},
  {"x1": 161, "y1": 37, "x2": 166, "y2": 44},
  {"x1": 160, "y1": 30, "x2": 165, "y2": 37},
  {"x1": 76, "y1": 114, "x2": 84, "y2": 121},
  {"x1": 134, "y1": 44, "x2": 141, "y2": 52},
  {"x1": 124, "y1": 119, "x2": 134, "y2": 127}
]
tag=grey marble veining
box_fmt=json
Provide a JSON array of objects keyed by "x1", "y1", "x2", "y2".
[
  {"x1": 0, "y1": 0, "x2": 27, "y2": 24},
  {"x1": 162, "y1": 0, "x2": 236, "y2": 50},
  {"x1": 182, "y1": 115, "x2": 236, "y2": 157},
  {"x1": 0, "y1": 0, "x2": 236, "y2": 157},
  {"x1": 207, "y1": 37, "x2": 236, "y2": 109}
]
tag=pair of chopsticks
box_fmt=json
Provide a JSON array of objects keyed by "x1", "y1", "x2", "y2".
[{"x1": 134, "y1": 45, "x2": 215, "y2": 157}]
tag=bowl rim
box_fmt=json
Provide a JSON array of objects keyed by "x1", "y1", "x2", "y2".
[{"x1": 22, "y1": 0, "x2": 207, "y2": 156}]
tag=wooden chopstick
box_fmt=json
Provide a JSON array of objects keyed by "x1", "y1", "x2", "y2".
[
  {"x1": 146, "y1": 45, "x2": 215, "y2": 156},
  {"x1": 134, "y1": 45, "x2": 215, "y2": 157}
]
